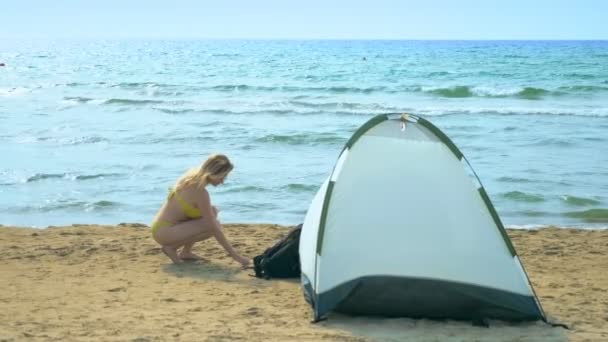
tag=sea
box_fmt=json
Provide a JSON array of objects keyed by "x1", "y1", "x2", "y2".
[{"x1": 1, "y1": 39, "x2": 607, "y2": 229}]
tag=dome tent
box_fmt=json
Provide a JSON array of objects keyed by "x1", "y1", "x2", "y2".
[{"x1": 299, "y1": 113, "x2": 546, "y2": 323}]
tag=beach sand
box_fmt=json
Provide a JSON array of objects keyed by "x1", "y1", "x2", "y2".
[{"x1": 0, "y1": 224, "x2": 606, "y2": 341}]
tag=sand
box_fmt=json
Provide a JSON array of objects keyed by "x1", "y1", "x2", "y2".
[{"x1": 0, "y1": 223, "x2": 606, "y2": 341}]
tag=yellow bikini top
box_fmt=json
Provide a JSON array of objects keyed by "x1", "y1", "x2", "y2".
[{"x1": 168, "y1": 188, "x2": 202, "y2": 218}]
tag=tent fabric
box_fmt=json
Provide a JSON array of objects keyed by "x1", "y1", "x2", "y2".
[{"x1": 300, "y1": 113, "x2": 545, "y2": 322}]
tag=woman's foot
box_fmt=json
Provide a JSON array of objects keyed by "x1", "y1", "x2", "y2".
[
  {"x1": 161, "y1": 246, "x2": 182, "y2": 264},
  {"x1": 179, "y1": 251, "x2": 203, "y2": 261}
]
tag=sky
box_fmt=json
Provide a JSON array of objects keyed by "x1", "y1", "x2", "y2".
[{"x1": 1, "y1": 0, "x2": 607, "y2": 40}]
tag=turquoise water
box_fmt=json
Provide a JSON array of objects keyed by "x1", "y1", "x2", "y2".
[{"x1": 1, "y1": 40, "x2": 607, "y2": 228}]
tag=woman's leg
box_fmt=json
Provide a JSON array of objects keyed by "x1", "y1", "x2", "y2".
[
  {"x1": 153, "y1": 218, "x2": 214, "y2": 263},
  {"x1": 180, "y1": 207, "x2": 220, "y2": 260},
  {"x1": 178, "y1": 229, "x2": 213, "y2": 260}
]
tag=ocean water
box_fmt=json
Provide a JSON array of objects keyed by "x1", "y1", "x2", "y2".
[{"x1": 1, "y1": 39, "x2": 607, "y2": 228}]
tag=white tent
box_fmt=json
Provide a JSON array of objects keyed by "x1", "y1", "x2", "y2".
[{"x1": 300, "y1": 113, "x2": 545, "y2": 322}]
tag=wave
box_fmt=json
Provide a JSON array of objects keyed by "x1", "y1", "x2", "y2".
[
  {"x1": 63, "y1": 96, "x2": 168, "y2": 106},
  {"x1": 26, "y1": 173, "x2": 65, "y2": 183},
  {"x1": 419, "y1": 84, "x2": 608, "y2": 99},
  {"x1": 10, "y1": 200, "x2": 121, "y2": 213},
  {"x1": 152, "y1": 107, "x2": 316, "y2": 116},
  {"x1": 224, "y1": 185, "x2": 268, "y2": 193},
  {"x1": 57, "y1": 97, "x2": 608, "y2": 118},
  {"x1": 503, "y1": 54, "x2": 529, "y2": 59},
  {"x1": 524, "y1": 137, "x2": 576, "y2": 148},
  {"x1": 427, "y1": 71, "x2": 451, "y2": 76},
  {"x1": 414, "y1": 106, "x2": 608, "y2": 117},
  {"x1": 153, "y1": 108, "x2": 195, "y2": 114},
  {"x1": 255, "y1": 133, "x2": 346, "y2": 146},
  {"x1": 55, "y1": 82, "x2": 608, "y2": 119},
  {"x1": 283, "y1": 183, "x2": 318, "y2": 192},
  {"x1": 496, "y1": 177, "x2": 534, "y2": 183},
  {"x1": 582, "y1": 136, "x2": 606, "y2": 142},
  {"x1": 104, "y1": 98, "x2": 166, "y2": 105},
  {"x1": 68, "y1": 136, "x2": 109, "y2": 145},
  {"x1": 556, "y1": 73, "x2": 598, "y2": 80},
  {"x1": 564, "y1": 209, "x2": 608, "y2": 222},
  {"x1": 63, "y1": 96, "x2": 94, "y2": 103},
  {"x1": 422, "y1": 86, "x2": 555, "y2": 99},
  {"x1": 557, "y1": 85, "x2": 608, "y2": 92},
  {"x1": 521, "y1": 210, "x2": 549, "y2": 217},
  {"x1": 561, "y1": 195, "x2": 602, "y2": 206},
  {"x1": 152, "y1": 106, "x2": 382, "y2": 117},
  {"x1": 0, "y1": 87, "x2": 30, "y2": 97},
  {"x1": 208, "y1": 84, "x2": 388, "y2": 94},
  {"x1": 210, "y1": 53, "x2": 242, "y2": 58},
  {"x1": 62, "y1": 97, "x2": 608, "y2": 118},
  {"x1": 63, "y1": 95, "x2": 188, "y2": 108},
  {"x1": 111, "y1": 82, "x2": 163, "y2": 89},
  {"x1": 501, "y1": 191, "x2": 545, "y2": 203},
  {"x1": 86, "y1": 200, "x2": 118, "y2": 209},
  {"x1": 289, "y1": 100, "x2": 400, "y2": 112},
  {"x1": 26, "y1": 135, "x2": 109, "y2": 145},
  {"x1": 107, "y1": 82, "x2": 187, "y2": 96},
  {"x1": 74, "y1": 173, "x2": 123, "y2": 181},
  {"x1": 139, "y1": 103, "x2": 608, "y2": 118},
  {"x1": 25, "y1": 172, "x2": 122, "y2": 183},
  {"x1": 516, "y1": 87, "x2": 551, "y2": 99},
  {"x1": 426, "y1": 86, "x2": 474, "y2": 98},
  {"x1": 63, "y1": 78, "x2": 608, "y2": 99}
]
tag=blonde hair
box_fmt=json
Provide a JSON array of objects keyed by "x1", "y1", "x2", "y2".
[{"x1": 174, "y1": 154, "x2": 233, "y2": 191}]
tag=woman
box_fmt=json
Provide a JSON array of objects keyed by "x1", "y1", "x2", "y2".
[{"x1": 151, "y1": 154, "x2": 250, "y2": 267}]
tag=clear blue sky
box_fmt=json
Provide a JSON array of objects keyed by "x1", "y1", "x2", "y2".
[{"x1": 1, "y1": 0, "x2": 606, "y2": 40}]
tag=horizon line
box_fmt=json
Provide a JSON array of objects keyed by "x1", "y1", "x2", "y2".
[{"x1": 1, "y1": 36, "x2": 607, "y2": 41}]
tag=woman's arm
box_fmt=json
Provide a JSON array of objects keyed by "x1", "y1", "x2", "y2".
[{"x1": 198, "y1": 190, "x2": 249, "y2": 266}]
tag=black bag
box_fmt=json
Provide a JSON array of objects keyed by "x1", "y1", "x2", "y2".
[{"x1": 253, "y1": 224, "x2": 302, "y2": 279}]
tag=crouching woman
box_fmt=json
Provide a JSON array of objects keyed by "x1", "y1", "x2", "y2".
[{"x1": 151, "y1": 154, "x2": 250, "y2": 267}]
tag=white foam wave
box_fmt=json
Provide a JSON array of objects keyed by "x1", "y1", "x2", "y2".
[
  {"x1": 0, "y1": 87, "x2": 30, "y2": 97},
  {"x1": 470, "y1": 86, "x2": 529, "y2": 97},
  {"x1": 49, "y1": 91, "x2": 608, "y2": 118},
  {"x1": 415, "y1": 105, "x2": 608, "y2": 117}
]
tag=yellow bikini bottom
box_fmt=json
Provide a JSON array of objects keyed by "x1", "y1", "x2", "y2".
[{"x1": 150, "y1": 220, "x2": 173, "y2": 235}]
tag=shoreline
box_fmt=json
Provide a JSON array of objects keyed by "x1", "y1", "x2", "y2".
[
  {"x1": 4, "y1": 222, "x2": 608, "y2": 230},
  {"x1": 1, "y1": 224, "x2": 607, "y2": 341}
]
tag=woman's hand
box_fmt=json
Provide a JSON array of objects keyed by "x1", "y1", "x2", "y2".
[{"x1": 235, "y1": 255, "x2": 251, "y2": 269}]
